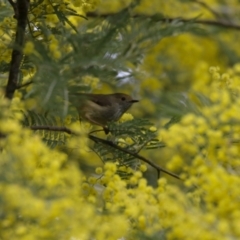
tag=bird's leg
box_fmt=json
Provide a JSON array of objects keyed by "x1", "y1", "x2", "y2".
[{"x1": 103, "y1": 126, "x2": 109, "y2": 134}]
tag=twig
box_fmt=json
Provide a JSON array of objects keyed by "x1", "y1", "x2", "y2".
[
  {"x1": 27, "y1": 17, "x2": 34, "y2": 38},
  {"x1": 30, "y1": 125, "x2": 180, "y2": 180},
  {"x1": 191, "y1": 0, "x2": 222, "y2": 19},
  {"x1": 88, "y1": 134, "x2": 180, "y2": 180},
  {"x1": 5, "y1": 0, "x2": 30, "y2": 99},
  {"x1": 16, "y1": 80, "x2": 33, "y2": 89},
  {"x1": 8, "y1": 0, "x2": 18, "y2": 19},
  {"x1": 191, "y1": 19, "x2": 240, "y2": 29},
  {"x1": 87, "y1": 12, "x2": 240, "y2": 31},
  {"x1": 30, "y1": 125, "x2": 73, "y2": 135}
]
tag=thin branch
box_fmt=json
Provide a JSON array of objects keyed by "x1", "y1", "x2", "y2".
[
  {"x1": 5, "y1": 0, "x2": 30, "y2": 99},
  {"x1": 16, "y1": 80, "x2": 33, "y2": 89},
  {"x1": 27, "y1": 17, "x2": 34, "y2": 38},
  {"x1": 87, "y1": 12, "x2": 240, "y2": 31},
  {"x1": 191, "y1": 0, "x2": 222, "y2": 19},
  {"x1": 191, "y1": 19, "x2": 240, "y2": 30},
  {"x1": 88, "y1": 135, "x2": 180, "y2": 180},
  {"x1": 30, "y1": 125, "x2": 73, "y2": 135},
  {"x1": 30, "y1": 125, "x2": 180, "y2": 180},
  {"x1": 8, "y1": 0, "x2": 18, "y2": 19}
]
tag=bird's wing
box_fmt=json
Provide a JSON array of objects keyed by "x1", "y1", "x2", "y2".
[
  {"x1": 68, "y1": 93, "x2": 112, "y2": 107},
  {"x1": 89, "y1": 94, "x2": 112, "y2": 107}
]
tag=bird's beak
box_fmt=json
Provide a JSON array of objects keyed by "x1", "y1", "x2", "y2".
[{"x1": 130, "y1": 100, "x2": 139, "y2": 103}]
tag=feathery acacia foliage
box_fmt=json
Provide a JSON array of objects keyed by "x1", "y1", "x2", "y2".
[{"x1": 1, "y1": 0, "x2": 240, "y2": 239}]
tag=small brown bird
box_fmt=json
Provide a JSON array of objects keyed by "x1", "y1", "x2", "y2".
[{"x1": 70, "y1": 93, "x2": 139, "y2": 133}]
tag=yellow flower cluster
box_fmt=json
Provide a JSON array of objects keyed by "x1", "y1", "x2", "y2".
[
  {"x1": 82, "y1": 75, "x2": 100, "y2": 89},
  {"x1": 0, "y1": 100, "x2": 131, "y2": 240},
  {"x1": 80, "y1": 159, "x2": 240, "y2": 239},
  {"x1": 2, "y1": 79, "x2": 240, "y2": 238},
  {"x1": 0, "y1": 16, "x2": 16, "y2": 64},
  {"x1": 140, "y1": 33, "x2": 222, "y2": 92},
  {"x1": 3, "y1": 0, "x2": 240, "y2": 237},
  {"x1": 118, "y1": 112, "x2": 134, "y2": 123},
  {"x1": 154, "y1": 67, "x2": 240, "y2": 237},
  {"x1": 81, "y1": 0, "x2": 101, "y2": 12},
  {"x1": 48, "y1": 34, "x2": 62, "y2": 60},
  {"x1": 135, "y1": 0, "x2": 215, "y2": 18},
  {"x1": 24, "y1": 41, "x2": 34, "y2": 55}
]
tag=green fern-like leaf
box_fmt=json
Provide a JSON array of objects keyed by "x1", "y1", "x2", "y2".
[
  {"x1": 91, "y1": 119, "x2": 164, "y2": 177},
  {"x1": 22, "y1": 110, "x2": 67, "y2": 148}
]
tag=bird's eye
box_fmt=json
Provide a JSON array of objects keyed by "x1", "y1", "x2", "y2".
[{"x1": 121, "y1": 97, "x2": 126, "y2": 101}]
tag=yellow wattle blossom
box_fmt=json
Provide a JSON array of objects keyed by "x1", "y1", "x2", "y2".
[
  {"x1": 117, "y1": 138, "x2": 126, "y2": 147},
  {"x1": 82, "y1": 75, "x2": 100, "y2": 89},
  {"x1": 64, "y1": 115, "x2": 72, "y2": 125},
  {"x1": 45, "y1": 14, "x2": 59, "y2": 25},
  {"x1": 139, "y1": 164, "x2": 147, "y2": 172},
  {"x1": 24, "y1": 41, "x2": 35, "y2": 55},
  {"x1": 32, "y1": 7, "x2": 42, "y2": 16},
  {"x1": 209, "y1": 66, "x2": 220, "y2": 74},
  {"x1": 95, "y1": 167, "x2": 103, "y2": 174},
  {"x1": 149, "y1": 126, "x2": 157, "y2": 132},
  {"x1": 167, "y1": 155, "x2": 183, "y2": 171},
  {"x1": 125, "y1": 136, "x2": 134, "y2": 144},
  {"x1": 2, "y1": 0, "x2": 240, "y2": 238},
  {"x1": 88, "y1": 176, "x2": 97, "y2": 185},
  {"x1": 119, "y1": 112, "x2": 134, "y2": 122}
]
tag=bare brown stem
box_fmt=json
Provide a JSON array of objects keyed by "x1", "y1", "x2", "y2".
[
  {"x1": 30, "y1": 125, "x2": 73, "y2": 134},
  {"x1": 87, "y1": 12, "x2": 240, "y2": 31},
  {"x1": 16, "y1": 80, "x2": 33, "y2": 89},
  {"x1": 88, "y1": 134, "x2": 180, "y2": 180},
  {"x1": 5, "y1": 0, "x2": 30, "y2": 99},
  {"x1": 30, "y1": 125, "x2": 180, "y2": 179}
]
